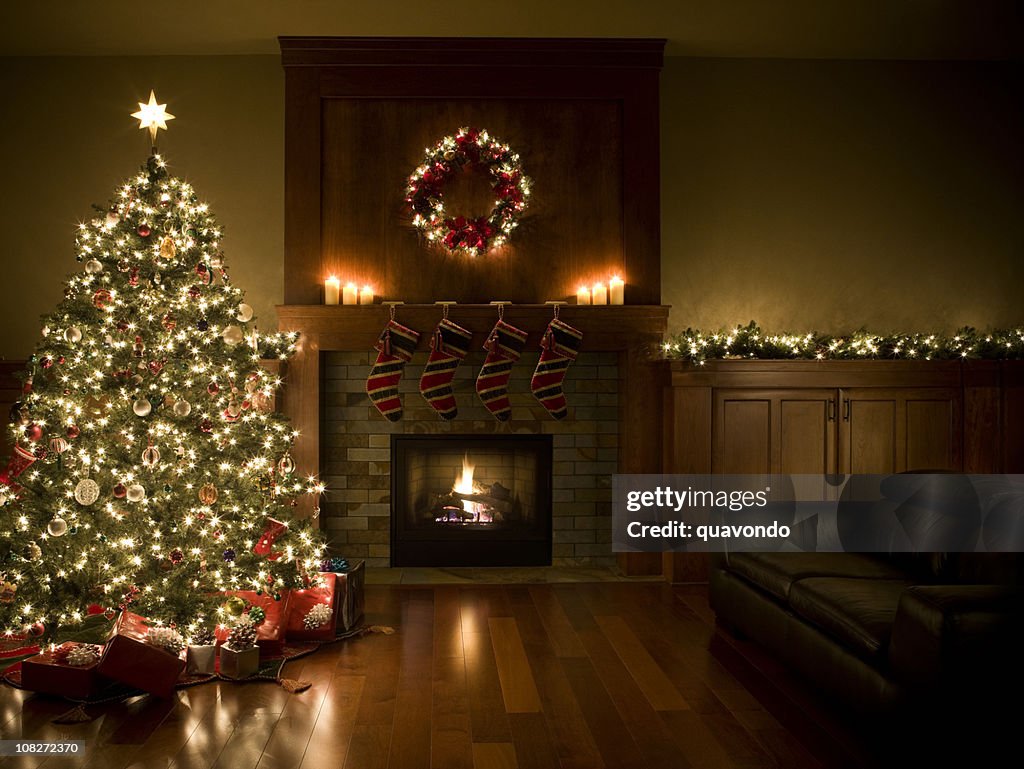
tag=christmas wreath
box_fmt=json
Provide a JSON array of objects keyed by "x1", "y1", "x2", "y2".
[{"x1": 406, "y1": 128, "x2": 531, "y2": 256}]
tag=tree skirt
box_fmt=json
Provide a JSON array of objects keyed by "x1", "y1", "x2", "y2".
[{"x1": 1, "y1": 625, "x2": 394, "y2": 722}]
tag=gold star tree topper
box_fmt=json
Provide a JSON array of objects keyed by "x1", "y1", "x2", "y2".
[{"x1": 131, "y1": 90, "x2": 174, "y2": 146}]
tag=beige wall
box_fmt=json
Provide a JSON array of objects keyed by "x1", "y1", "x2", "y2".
[
  {"x1": 0, "y1": 54, "x2": 1020, "y2": 359},
  {"x1": 0, "y1": 56, "x2": 284, "y2": 360},
  {"x1": 661, "y1": 57, "x2": 1023, "y2": 334}
]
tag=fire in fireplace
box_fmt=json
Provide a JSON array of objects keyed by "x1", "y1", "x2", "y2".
[{"x1": 391, "y1": 435, "x2": 553, "y2": 566}]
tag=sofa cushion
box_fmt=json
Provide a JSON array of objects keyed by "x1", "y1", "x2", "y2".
[
  {"x1": 728, "y1": 553, "x2": 908, "y2": 602},
  {"x1": 789, "y1": 577, "x2": 910, "y2": 661}
]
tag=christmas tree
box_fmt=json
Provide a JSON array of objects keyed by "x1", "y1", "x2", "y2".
[{"x1": 0, "y1": 93, "x2": 326, "y2": 642}]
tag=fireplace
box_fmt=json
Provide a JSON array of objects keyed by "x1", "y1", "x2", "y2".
[{"x1": 391, "y1": 435, "x2": 553, "y2": 566}]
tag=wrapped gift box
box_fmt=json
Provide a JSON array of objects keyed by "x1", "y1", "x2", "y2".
[
  {"x1": 21, "y1": 643, "x2": 109, "y2": 700},
  {"x1": 96, "y1": 611, "x2": 185, "y2": 698},
  {"x1": 285, "y1": 573, "x2": 339, "y2": 642},
  {"x1": 335, "y1": 559, "x2": 365, "y2": 633},
  {"x1": 215, "y1": 591, "x2": 290, "y2": 657}
]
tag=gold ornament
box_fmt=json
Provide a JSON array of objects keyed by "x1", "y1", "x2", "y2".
[
  {"x1": 74, "y1": 478, "x2": 100, "y2": 506},
  {"x1": 133, "y1": 398, "x2": 152, "y2": 417},
  {"x1": 224, "y1": 595, "x2": 246, "y2": 617},
  {"x1": 24, "y1": 542, "x2": 42, "y2": 561},
  {"x1": 142, "y1": 445, "x2": 161, "y2": 466},
  {"x1": 0, "y1": 580, "x2": 16, "y2": 603},
  {"x1": 159, "y1": 235, "x2": 177, "y2": 260},
  {"x1": 198, "y1": 483, "x2": 218, "y2": 505}
]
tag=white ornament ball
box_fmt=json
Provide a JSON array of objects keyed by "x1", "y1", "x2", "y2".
[
  {"x1": 74, "y1": 478, "x2": 100, "y2": 506},
  {"x1": 133, "y1": 398, "x2": 152, "y2": 417},
  {"x1": 85, "y1": 259, "x2": 103, "y2": 275},
  {"x1": 173, "y1": 399, "x2": 192, "y2": 417},
  {"x1": 236, "y1": 304, "x2": 254, "y2": 323},
  {"x1": 126, "y1": 484, "x2": 146, "y2": 503},
  {"x1": 222, "y1": 325, "x2": 244, "y2": 346},
  {"x1": 105, "y1": 211, "x2": 120, "y2": 227},
  {"x1": 64, "y1": 326, "x2": 82, "y2": 344},
  {"x1": 47, "y1": 517, "x2": 68, "y2": 537}
]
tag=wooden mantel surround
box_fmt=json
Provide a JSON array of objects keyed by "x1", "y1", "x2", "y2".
[{"x1": 278, "y1": 37, "x2": 671, "y2": 575}]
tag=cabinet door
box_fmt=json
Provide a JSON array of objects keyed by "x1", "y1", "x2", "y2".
[
  {"x1": 713, "y1": 389, "x2": 837, "y2": 474},
  {"x1": 839, "y1": 387, "x2": 962, "y2": 473}
]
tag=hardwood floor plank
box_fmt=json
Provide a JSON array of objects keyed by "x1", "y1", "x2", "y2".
[
  {"x1": 463, "y1": 629, "x2": 512, "y2": 743},
  {"x1": 659, "y1": 710, "x2": 736, "y2": 769},
  {"x1": 342, "y1": 724, "x2": 391, "y2": 769},
  {"x1": 553, "y1": 586, "x2": 693, "y2": 769},
  {"x1": 297, "y1": 675, "x2": 365, "y2": 769},
  {"x1": 527, "y1": 585, "x2": 586, "y2": 659},
  {"x1": 434, "y1": 585, "x2": 466, "y2": 660},
  {"x1": 505, "y1": 586, "x2": 603, "y2": 769},
  {"x1": 431, "y1": 655, "x2": 473, "y2": 769},
  {"x1": 593, "y1": 615, "x2": 689, "y2": 712},
  {"x1": 487, "y1": 618, "x2": 541, "y2": 714},
  {"x1": 507, "y1": 713, "x2": 560, "y2": 769},
  {"x1": 471, "y1": 742, "x2": 518, "y2": 769},
  {"x1": 212, "y1": 711, "x2": 283, "y2": 769},
  {"x1": 387, "y1": 592, "x2": 434, "y2": 769},
  {"x1": 560, "y1": 657, "x2": 647, "y2": 769}
]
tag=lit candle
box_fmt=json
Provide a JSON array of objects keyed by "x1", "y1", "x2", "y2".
[
  {"x1": 591, "y1": 282, "x2": 607, "y2": 305},
  {"x1": 342, "y1": 282, "x2": 358, "y2": 305},
  {"x1": 359, "y1": 285, "x2": 375, "y2": 305},
  {"x1": 609, "y1": 275, "x2": 624, "y2": 305},
  {"x1": 324, "y1": 276, "x2": 340, "y2": 306},
  {"x1": 576, "y1": 286, "x2": 591, "y2": 305}
]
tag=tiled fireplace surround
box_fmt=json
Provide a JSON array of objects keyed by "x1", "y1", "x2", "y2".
[
  {"x1": 321, "y1": 349, "x2": 619, "y2": 567},
  {"x1": 275, "y1": 305, "x2": 668, "y2": 571}
]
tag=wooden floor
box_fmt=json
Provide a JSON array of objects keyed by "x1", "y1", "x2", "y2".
[{"x1": 1, "y1": 584, "x2": 869, "y2": 769}]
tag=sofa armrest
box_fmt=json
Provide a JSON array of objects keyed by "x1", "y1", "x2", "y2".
[{"x1": 888, "y1": 585, "x2": 1024, "y2": 688}]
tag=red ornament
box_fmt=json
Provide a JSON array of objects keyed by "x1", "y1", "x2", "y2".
[
  {"x1": 195, "y1": 264, "x2": 211, "y2": 285},
  {"x1": 161, "y1": 313, "x2": 176, "y2": 331},
  {"x1": 129, "y1": 267, "x2": 140, "y2": 287},
  {"x1": 199, "y1": 419, "x2": 213, "y2": 434},
  {"x1": 207, "y1": 382, "x2": 220, "y2": 396},
  {"x1": 86, "y1": 603, "x2": 104, "y2": 615},
  {"x1": 28, "y1": 622, "x2": 45, "y2": 637},
  {"x1": 113, "y1": 483, "x2": 127, "y2": 499},
  {"x1": 137, "y1": 224, "x2": 151, "y2": 237},
  {"x1": 93, "y1": 289, "x2": 113, "y2": 309},
  {"x1": 66, "y1": 424, "x2": 80, "y2": 439},
  {"x1": 24, "y1": 424, "x2": 44, "y2": 442},
  {"x1": 41, "y1": 357, "x2": 53, "y2": 370},
  {"x1": 148, "y1": 360, "x2": 164, "y2": 376},
  {"x1": 169, "y1": 548, "x2": 184, "y2": 564},
  {"x1": 187, "y1": 285, "x2": 201, "y2": 300}
]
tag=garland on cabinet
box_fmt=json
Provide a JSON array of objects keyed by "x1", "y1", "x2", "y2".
[{"x1": 663, "y1": 321, "x2": 1024, "y2": 365}]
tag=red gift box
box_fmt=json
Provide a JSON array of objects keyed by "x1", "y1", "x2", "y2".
[
  {"x1": 284, "y1": 573, "x2": 338, "y2": 642},
  {"x1": 96, "y1": 611, "x2": 185, "y2": 698},
  {"x1": 215, "y1": 591, "x2": 290, "y2": 656},
  {"x1": 21, "y1": 642, "x2": 109, "y2": 700}
]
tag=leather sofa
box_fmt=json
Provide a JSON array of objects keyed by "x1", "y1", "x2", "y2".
[{"x1": 710, "y1": 550, "x2": 1024, "y2": 716}]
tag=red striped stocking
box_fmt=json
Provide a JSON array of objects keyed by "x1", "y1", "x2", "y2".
[
  {"x1": 366, "y1": 320, "x2": 420, "y2": 421},
  {"x1": 419, "y1": 318, "x2": 472, "y2": 420},
  {"x1": 476, "y1": 320, "x2": 528, "y2": 422},
  {"x1": 531, "y1": 318, "x2": 583, "y2": 420}
]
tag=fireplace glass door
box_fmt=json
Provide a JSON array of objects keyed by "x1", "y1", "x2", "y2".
[{"x1": 391, "y1": 435, "x2": 552, "y2": 566}]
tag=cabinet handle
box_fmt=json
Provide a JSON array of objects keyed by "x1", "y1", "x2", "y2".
[
  {"x1": 843, "y1": 399, "x2": 851, "y2": 421},
  {"x1": 827, "y1": 399, "x2": 836, "y2": 421}
]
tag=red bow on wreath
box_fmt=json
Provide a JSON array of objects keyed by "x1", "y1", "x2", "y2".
[{"x1": 443, "y1": 217, "x2": 494, "y2": 252}]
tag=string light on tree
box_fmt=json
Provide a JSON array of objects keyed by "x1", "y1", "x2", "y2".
[{"x1": 0, "y1": 94, "x2": 326, "y2": 640}]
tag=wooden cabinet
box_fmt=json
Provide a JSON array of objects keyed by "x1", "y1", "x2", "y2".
[
  {"x1": 713, "y1": 389, "x2": 836, "y2": 474},
  {"x1": 663, "y1": 360, "x2": 1024, "y2": 583}
]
